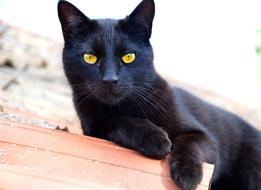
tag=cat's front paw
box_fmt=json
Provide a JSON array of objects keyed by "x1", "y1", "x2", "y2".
[
  {"x1": 170, "y1": 159, "x2": 202, "y2": 190},
  {"x1": 139, "y1": 127, "x2": 172, "y2": 159}
]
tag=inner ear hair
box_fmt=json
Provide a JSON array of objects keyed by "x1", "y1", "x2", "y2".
[{"x1": 58, "y1": 0, "x2": 87, "y2": 26}]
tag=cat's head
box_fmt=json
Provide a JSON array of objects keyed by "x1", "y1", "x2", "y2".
[{"x1": 58, "y1": 0, "x2": 157, "y2": 105}]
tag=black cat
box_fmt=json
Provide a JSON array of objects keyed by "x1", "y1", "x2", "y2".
[{"x1": 57, "y1": 0, "x2": 261, "y2": 189}]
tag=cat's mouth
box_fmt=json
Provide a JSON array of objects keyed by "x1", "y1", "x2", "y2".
[{"x1": 95, "y1": 86, "x2": 129, "y2": 105}]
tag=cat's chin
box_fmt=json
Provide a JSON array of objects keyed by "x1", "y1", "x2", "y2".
[{"x1": 97, "y1": 95, "x2": 125, "y2": 105}]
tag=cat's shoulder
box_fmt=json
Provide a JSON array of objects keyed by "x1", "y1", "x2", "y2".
[
  {"x1": 170, "y1": 86, "x2": 257, "y2": 132},
  {"x1": 171, "y1": 86, "x2": 207, "y2": 106},
  {"x1": 170, "y1": 86, "x2": 241, "y2": 122}
]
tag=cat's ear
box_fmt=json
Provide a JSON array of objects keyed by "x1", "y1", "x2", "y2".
[
  {"x1": 128, "y1": 0, "x2": 155, "y2": 29},
  {"x1": 58, "y1": 0, "x2": 96, "y2": 40},
  {"x1": 120, "y1": 0, "x2": 155, "y2": 41}
]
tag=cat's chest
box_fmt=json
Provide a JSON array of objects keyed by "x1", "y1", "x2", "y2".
[
  {"x1": 81, "y1": 98, "x2": 174, "y2": 128},
  {"x1": 109, "y1": 103, "x2": 171, "y2": 125},
  {"x1": 84, "y1": 101, "x2": 151, "y2": 120}
]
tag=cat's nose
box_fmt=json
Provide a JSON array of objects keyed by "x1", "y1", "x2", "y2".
[{"x1": 102, "y1": 76, "x2": 119, "y2": 85}]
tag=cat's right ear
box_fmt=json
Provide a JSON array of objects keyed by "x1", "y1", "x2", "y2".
[{"x1": 57, "y1": 0, "x2": 96, "y2": 40}]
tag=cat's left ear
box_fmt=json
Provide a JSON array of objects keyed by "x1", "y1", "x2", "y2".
[
  {"x1": 58, "y1": 0, "x2": 96, "y2": 40},
  {"x1": 120, "y1": 0, "x2": 155, "y2": 41}
]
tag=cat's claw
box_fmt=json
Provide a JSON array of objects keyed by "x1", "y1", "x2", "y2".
[{"x1": 170, "y1": 160, "x2": 202, "y2": 190}]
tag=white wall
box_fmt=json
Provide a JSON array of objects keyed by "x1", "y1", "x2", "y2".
[{"x1": 0, "y1": 0, "x2": 261, "y2": 109}]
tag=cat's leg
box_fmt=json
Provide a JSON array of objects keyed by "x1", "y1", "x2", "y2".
[
  {"x1": 169, "y1": 130, "x2": 217, "y2": 190},
  {"x1": 91, "y1": 116, "x2": 172, "y2": 159},
  {"x1": 235, "y1": 136, "x2": 261, "y2": 190}
]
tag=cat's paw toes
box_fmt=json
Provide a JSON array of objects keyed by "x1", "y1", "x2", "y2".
[
  {"x1": 140, "y1": 128, "x2": 172, "y2": 159},
  {"x1": 170, "y1": 160, "x2": 202, "y2": 190}
]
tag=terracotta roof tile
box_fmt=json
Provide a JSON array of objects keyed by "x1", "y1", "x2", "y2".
[{"x1": 0, "y1": 111, "x2": 214, "y2": 190}]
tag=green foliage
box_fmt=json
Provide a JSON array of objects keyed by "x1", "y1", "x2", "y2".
[{"x1": 256, "y1": 29, "x2": 261, "y2": 78}]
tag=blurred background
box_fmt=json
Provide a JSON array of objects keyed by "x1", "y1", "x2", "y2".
[{"x1": 0, "y1": 0, "x2": 260, "y2": 129}]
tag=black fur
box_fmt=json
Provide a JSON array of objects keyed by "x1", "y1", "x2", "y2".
[{"x1": 58, "y1": 0, "x2": 261, "y2": 189}]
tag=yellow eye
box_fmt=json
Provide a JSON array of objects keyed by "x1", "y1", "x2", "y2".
[
  {"x1": 121, "y1": 53, "x2": 136, "y2": 64},
  {"x1": 83, "y1": 53, "x2": 97, "y2": 64}
]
